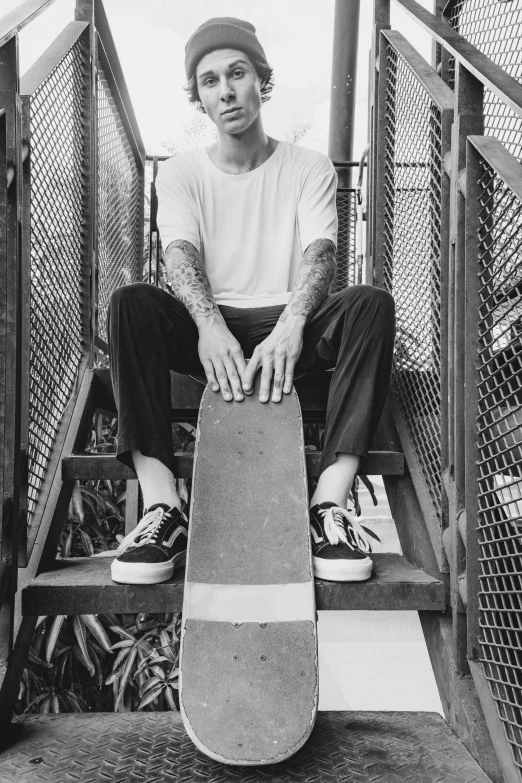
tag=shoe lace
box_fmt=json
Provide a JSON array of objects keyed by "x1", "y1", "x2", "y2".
[
  {"x1": 319, "y1": 506, "x2": 380, "y2": 553},
  {"x1": 115, "y1": 507, "x2": 171, "y2": 555}
]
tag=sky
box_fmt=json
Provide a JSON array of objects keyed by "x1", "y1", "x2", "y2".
[{"x1": 5, "y1": 0, "x2": 433, "y2": 159}]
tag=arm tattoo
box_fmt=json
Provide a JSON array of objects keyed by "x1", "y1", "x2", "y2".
[
  {"x1": 164, "y1": 240, "x2": 220, "y2": 320},
  {"x1": 279, "y1": 239, "x2": 336, "y2": 323}
]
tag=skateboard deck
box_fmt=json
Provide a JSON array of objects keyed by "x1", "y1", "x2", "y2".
[{"x1": 180, "y1": 376, "x2": 318, "y2": 765}]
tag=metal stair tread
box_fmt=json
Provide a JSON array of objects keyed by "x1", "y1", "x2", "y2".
[
  {"x1": 63, "y1": 449, "x2": 404, "y2": 479},
  {"x1": 0, "y1": 711, "x2": 492, "y2": 782},
  {"x1": 22, "y1": 553, "x2": 444, "y2": 615}
]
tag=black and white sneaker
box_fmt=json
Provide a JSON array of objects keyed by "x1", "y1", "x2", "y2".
[
  {"x1": 111, "y1": 502, "x2": 188, "y2": 584},
  {"x1": 310, "y1": 501, "x2": 380, "y2": 582}
]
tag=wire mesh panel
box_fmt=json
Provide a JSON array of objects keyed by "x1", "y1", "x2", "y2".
[
  {"x1": 381, "y1": 39, "x2": 450, "y2": 522},
  {"x1": 97, "y1": 69, "x2": 141, "y2": 341},
  {"x1": 473, "y1": 152, "x2": 522, "y2": 773},
  {"x1": 331, "y1": 188, "x2": 357, "y2": 292},
  {"x1": 25, "y1": 35, "x2": 88, "y2": 525},
  {"x1": 449, "y1": 0, "x2": 522, "y2": 160}
]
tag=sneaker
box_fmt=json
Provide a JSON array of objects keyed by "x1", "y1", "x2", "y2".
[
  {"x1": 310, "y1": 501, "x2": 380, "y2": 582},
  {"x1": 111, "y1": 502, "x2": 188, "y2": 584}
]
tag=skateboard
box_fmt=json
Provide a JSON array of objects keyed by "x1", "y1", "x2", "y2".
[{"x1": 180, "y1": 375, "x2": 318, "y2": 765}]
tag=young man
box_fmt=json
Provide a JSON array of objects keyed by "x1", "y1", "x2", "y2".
[{"x1": 107, "y1": 17, "x2": 395, "y2": 586}]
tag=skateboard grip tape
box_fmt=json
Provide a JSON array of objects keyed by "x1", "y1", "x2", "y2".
[{"x1": 181, "y1": 619, "x2": 318, "y2": 765}]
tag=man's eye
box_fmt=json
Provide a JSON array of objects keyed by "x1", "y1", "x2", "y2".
[
  {"x1": 204, "y1": 78, "x2": 216, "y2": 86},
  {"x1": 232, "y1": 70, "x2": 244, "y2": 78}
]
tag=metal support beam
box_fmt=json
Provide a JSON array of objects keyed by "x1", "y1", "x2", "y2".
[{"x1": 329, "y1": 0, "x2": 360, "y2": 187}]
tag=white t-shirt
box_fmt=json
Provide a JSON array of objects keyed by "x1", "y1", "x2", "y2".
[{"x1": 155, "y1": 141, "x2": 338, "y2": 308}]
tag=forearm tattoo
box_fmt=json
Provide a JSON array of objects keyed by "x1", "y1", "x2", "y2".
[
  {"x1": 164, "y1": 240, "x2": 220, "y2": 320},
  {"x1": 280, "y1": 239, "x2": 336, "y2": 323}
]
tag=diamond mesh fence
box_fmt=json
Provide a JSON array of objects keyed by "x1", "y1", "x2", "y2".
[
  {"x1": 331, "y1": 188, "x2": 358, "y2": 292},
  {"x1": 449, "y1": 0, "x2": 522, "y2": 160},
  {"x1": 381, "y1": 44, "x2": 444, "y2": 521},
  {"x1": 26, "y1": 36, "x2": 88, "y2": 525},
  {"x1": 97, "y1": 69, "x2": 141, "y2": 342},
  {"x1": 474, "y1": 157, "x2": 522, "y2": 772}
]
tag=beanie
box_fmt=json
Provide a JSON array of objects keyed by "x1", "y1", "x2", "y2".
[{"x1": 185, "y1": 17, "x2": 268, "y2": 81}]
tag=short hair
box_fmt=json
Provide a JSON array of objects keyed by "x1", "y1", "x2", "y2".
[{"x1": 184, "y1": 54, "x2": 274, "y2": 114}]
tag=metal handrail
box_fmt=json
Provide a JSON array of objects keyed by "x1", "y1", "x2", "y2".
[
  {"x1": 0, "y1": 0, "x2": 58, "y2": 47},
  {"x1": 392, "y1": 0, "x2": 522, "y2": 120}
]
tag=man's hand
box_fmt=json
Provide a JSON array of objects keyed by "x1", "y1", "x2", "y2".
[
  {"x1": 197, "y1": 315, "x2": 248, "y2": 402},
  {"x1": 243, "y1": 316, "x2": 305, "y2": 403}
]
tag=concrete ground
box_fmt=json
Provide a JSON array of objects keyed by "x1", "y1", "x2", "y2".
[{"x1": 317, "y1": 476, "x2": 444, "y2": 714}]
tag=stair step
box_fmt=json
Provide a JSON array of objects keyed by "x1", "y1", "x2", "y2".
[
  {"x1": 0, "y1": 711, "x2": 491, "y2": 782},
  {"x1": 94, "y1": 367, "x2": 363, "y2": 422},
  {"x1": 62, "y1": 450, "x2": 404, "y2": 480},
  {"x1": 22, "y1": 554, "x2": 444, "y2": 615}
]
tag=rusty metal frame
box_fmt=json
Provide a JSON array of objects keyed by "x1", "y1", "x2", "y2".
[
  {"x1": 445, "y1": 62, "x2": 483, "y2": 676},
  {"x1": 0, "y1": 33, "x2": 23, "y2": 648}
]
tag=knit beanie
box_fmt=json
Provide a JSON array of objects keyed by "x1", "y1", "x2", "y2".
[{"x1": 185, "y1": 17, "x2": 269, "y2": 81}]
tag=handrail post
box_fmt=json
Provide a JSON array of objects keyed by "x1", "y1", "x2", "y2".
[
  {"x1": 75, "y1": 0, "x2": 97, "y2": 367},
  {"x1": 0, "y1": 33, "x2": 23, "y2": 655},
  {"x1": 368, "y1": 1, "x2": 391, "y2": 285},
  {"x1": 329, "y1": 0, "x2": 360, "y2": 188},
  {"x1": 448, "y1": 62, "x2": 483, "y2": 674}
]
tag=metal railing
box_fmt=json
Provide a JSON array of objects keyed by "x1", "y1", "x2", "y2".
[
  {"x1": 466, "y1": 135, "x2": 522, "y2": 775},
  {"x1": 370, "y1": 1, "x2": 522, "y2": 778},
  {"x1": 0, "y1": 0, "x2": 144, "y2": 664},
  {"x1": 20, "y1": 21, "x2": 90, "y2": 538},
  {"x1": 447, "y1": 0, "x2": 522, "y2": 161}
]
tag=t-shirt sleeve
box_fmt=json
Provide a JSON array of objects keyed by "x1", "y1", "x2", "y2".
[
  {"x1": 297, "y1": 156, "x2": 338, "y2": 253},
  {"x1": 155, "y1": 159, "x2": 201, "y2": 252}
]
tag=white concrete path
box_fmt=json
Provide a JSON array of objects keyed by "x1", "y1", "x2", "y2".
[{"x1": 317, "y1": 476, "x2": 444, "y2": 715}]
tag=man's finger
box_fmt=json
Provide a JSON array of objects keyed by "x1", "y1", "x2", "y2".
[
  {"x1": 231, "y1": 347, "x2": 249, "y2": 393},
  {"x1": 203, "y1": 361, "x2": 219, "y2": 393},
  {"x1": 214, "y1": 360, "x2": 233, "y2": 402},
  {"x1": 272, "y1": 354, "x2": 286, "y2": 403},
  {"x1": 243, "y1": 351, "x2": 260, "y2": 392},
  {"x1": 283, "y1": 355, "x2": 297, "y2": 394},
  {"x1": 223, "y1": 355, "x2": 244, "y2": 401},
  {"x1": 259, "y1": 357, "x2": 273, "y2": 403}
]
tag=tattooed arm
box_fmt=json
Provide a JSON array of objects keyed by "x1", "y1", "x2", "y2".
[
  {"x1": 164, "y1": 240, "x2": 248, "y2": 402},
  {"x1": 243, "y1": 238, "x2": 336, "y2": 403},
  {"x1": 279, "y1": 239, "x2": 336, "y2": 324}
]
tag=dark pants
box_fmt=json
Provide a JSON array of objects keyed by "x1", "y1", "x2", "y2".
[{"x1": 107, "y1": 283, "x2": 395, "y2": 478}]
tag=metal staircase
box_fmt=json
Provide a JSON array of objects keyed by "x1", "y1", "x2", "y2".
[{"x1": 1, "y1": 0, "x2": 521, "y2": 780}]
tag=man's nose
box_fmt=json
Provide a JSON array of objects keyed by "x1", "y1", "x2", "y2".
[{"x1": 219, "y1": 78, "x2": 235, "y2": 101}]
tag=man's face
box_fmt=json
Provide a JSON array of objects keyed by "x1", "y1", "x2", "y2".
[{"x1": 195, "y1": 49, "x2": 264, "y2": 135}]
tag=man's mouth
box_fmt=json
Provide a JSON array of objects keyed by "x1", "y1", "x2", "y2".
[{"x1": 222, "y1": 107, "x2": 241, "y2": 116}]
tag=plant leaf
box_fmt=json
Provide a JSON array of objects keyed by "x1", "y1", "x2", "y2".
[
  {"x1": 69, "y1": 482, "x2": 84, "y2": 524},
  {"x1": 110, "y1": 625, "x2": 136, "y2": 642},
  {"x1": 137, "y1": 684, "x2": 164, "y2": 710},
  {"x1": 79, "y1": 529, "x2": 94, "y2": 557},
  {"x1": 46, "y1": 615, "x2": 66, "y2": 662},
  {"x1": 81, "y1": 615, "x2": 112, "y2": 653},
  {"x1": 139, "y1": 676, "x2": 163, "y2": 698},
  {"x1": 114, "y1": 647, "x2": 138, "y2": 712},
  {"x1": 28, "y1": 650, "x2": 53, "y2": 669},
  {"x1": 165, "y1": 686, "x2": 177, "y2": 710},
  {"x1": 158, "y1": 630, "x2": 176, "y2": 663},
  {"x1": 111, "y1": 640, "x2": 134, "y2": 650}
]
